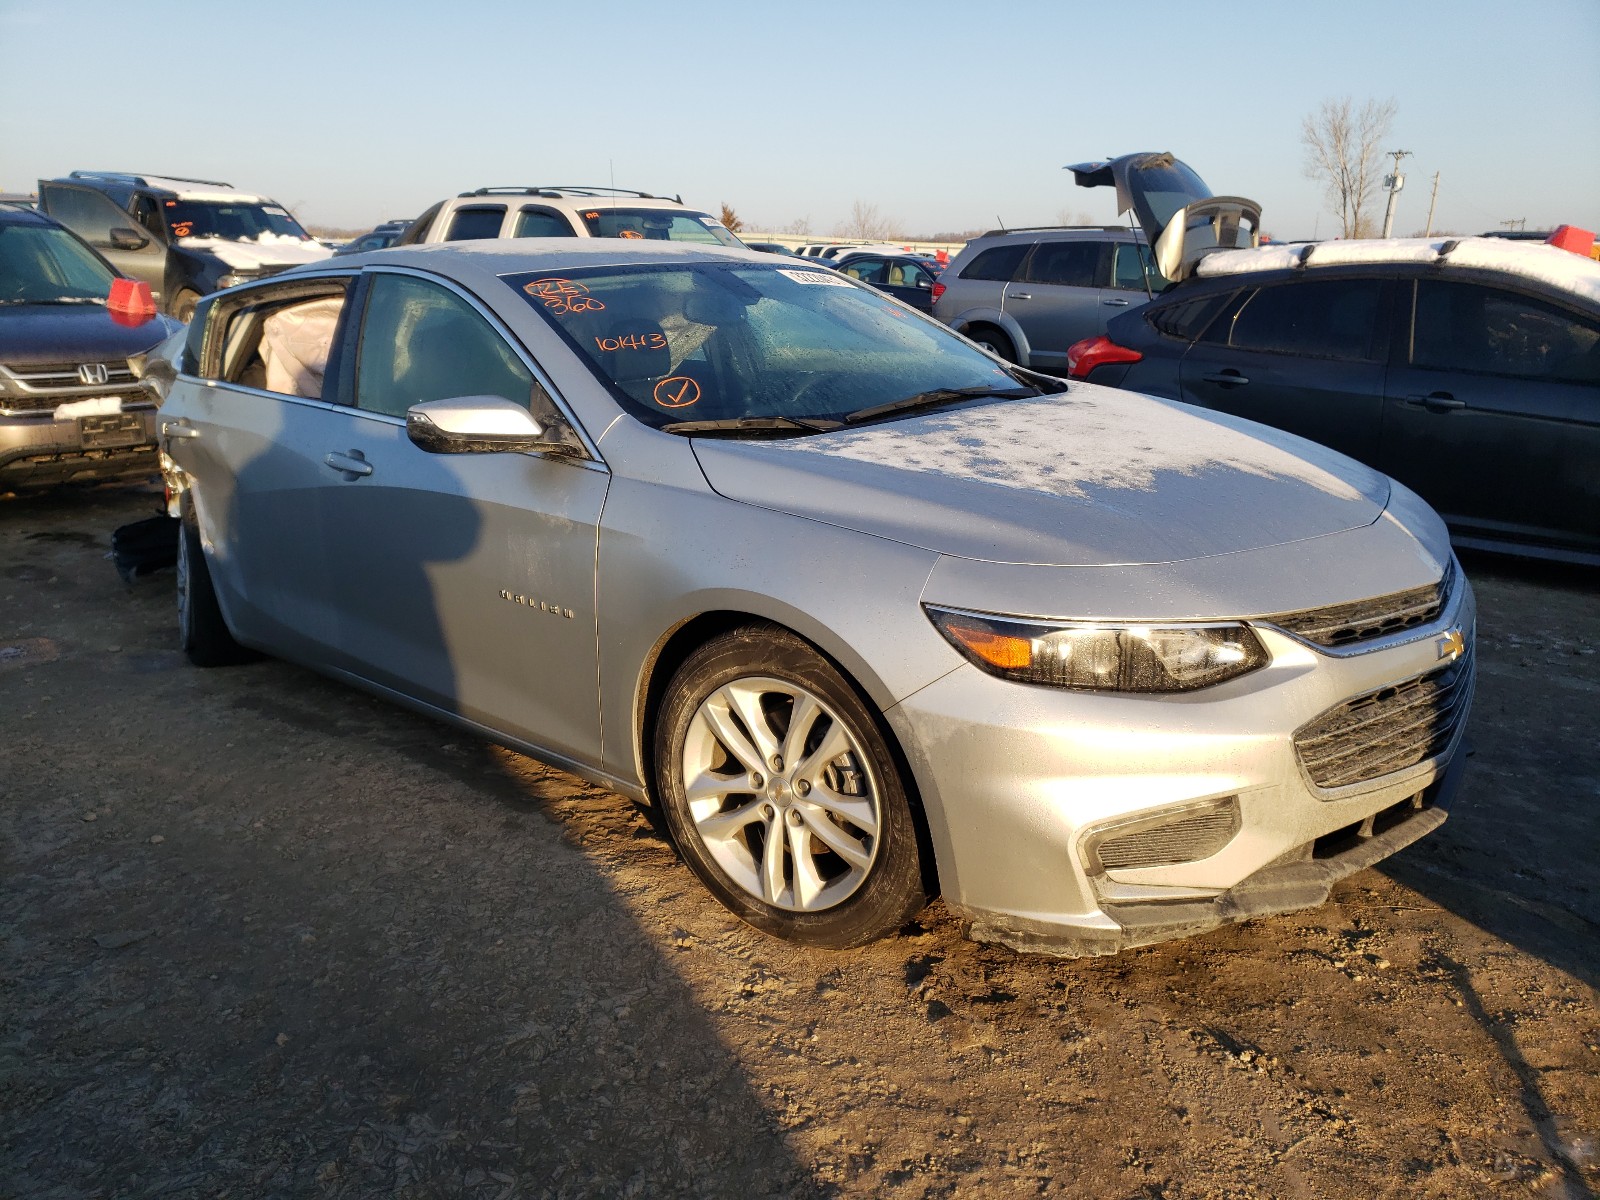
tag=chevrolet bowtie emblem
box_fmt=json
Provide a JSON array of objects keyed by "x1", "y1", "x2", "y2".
[{"x1": 1436, "y1": 628, "x2": 1465, "y2": 662}]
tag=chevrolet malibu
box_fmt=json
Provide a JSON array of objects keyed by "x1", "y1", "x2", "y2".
[{"x1": 156, "y1": 240, "x2": 1474, "y2": 955}]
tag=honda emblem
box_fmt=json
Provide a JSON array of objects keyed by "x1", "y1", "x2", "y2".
[{"x1": 77, "y1": 363, "x2": 111, "y2": 386}]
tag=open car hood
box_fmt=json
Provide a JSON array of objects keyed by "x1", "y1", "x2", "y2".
[{"x1": 1065, "y1": 152, "x2": 1260, "y2": 281}]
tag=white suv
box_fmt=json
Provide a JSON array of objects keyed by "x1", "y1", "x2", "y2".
[{"x1": 394, "y1": 186, "x2": 744, "y2": 247}]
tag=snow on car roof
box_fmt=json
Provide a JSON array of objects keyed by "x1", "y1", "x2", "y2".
[
  {"x1": 1195, "y1": 236, "x2": 1600, "y2": 305},
  {"x1": 133, "y1": 175, "x2": 265, "y2": 204}
]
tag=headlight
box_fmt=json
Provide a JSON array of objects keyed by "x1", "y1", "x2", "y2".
[
  {"x1": 218, "y1": 272, "x2": 256, "y2": 289},
  {"x1": 924, "y1": 605, "x2": 1268, "y2": 692}
]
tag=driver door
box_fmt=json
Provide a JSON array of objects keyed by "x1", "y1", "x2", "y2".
[{"x1": 315, "y1": 269, "x2": 611, "y2": 763}]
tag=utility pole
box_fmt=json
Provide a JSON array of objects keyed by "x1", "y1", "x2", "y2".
[
  {"x1": 1423, "y1": 171, "x2": 1440, "y2": 236},
  {"x1": 1380, "y1": 149, "x2": 1412, "y2": 238},
  {"x1": 1500, "y1": 218, "x2": 1527, "y2": 233}
]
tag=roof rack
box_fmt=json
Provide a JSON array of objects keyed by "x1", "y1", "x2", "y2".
[
  {"x1": 980, "y1": 224, "x2": 1129, "y2": 237},
  {"x1": 462, "y1": 185, "x2": 683, "y2": 203},
  {"x1": 69, "y1": 171, "x2": 234, "y2": 189}
]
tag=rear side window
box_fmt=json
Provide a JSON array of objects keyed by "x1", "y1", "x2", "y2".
[
  {"x1": 1219, "y1": 278, "x2": 1387, "y2": 361},
  {"x1": 958, "y1": 244, "x2": 1027, "y2": 282},
  {"x1": 1023, "y1": 240, "x2": 1101, "y2": 287},
  {"x1": 514, "y1": 208, "x2": 578, "y2": 238},
  {"x1": 444, "y1": 206, "x2": 507, "y2": 241},
  {"x1": 1147, "y1": 292, "x2": 1234, "y2": 341},
  {"x1": 1413, "y1": 280, "x2": 1600, "y2": 384}
]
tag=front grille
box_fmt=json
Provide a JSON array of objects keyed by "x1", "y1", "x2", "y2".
[
  {"x1": 1294, "y1": 646, "x2": 1473, "y2": 789},
  {"x1": 3, "y1": 360, "x2": 139, "y2": 391},
  {"x1": 0, "y1": 388, "x2": 152, "y2": 415},
  {"x1": 1095, "y1": 806, "x2": 1239, "y2": 870},
  {"x1": 1269, "y1": 562, "x2": 1453, "y2": 649}
]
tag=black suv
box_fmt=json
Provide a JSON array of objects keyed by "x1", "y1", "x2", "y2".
[{"x1": 37, "y1": 172, "x2": 332, "y2": 321}]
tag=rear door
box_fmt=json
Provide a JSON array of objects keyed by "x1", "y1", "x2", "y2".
[
  {"x1": 38, "y1": 182, "x2": 166, "y2": 300},
  {"x1": 1381, "y1": 276, "x2": 1600, "y2": 557},
  {"x1": 1178, "y1": 275, "x2": 1391, "y2": 464},
  {"x1": 1004, "y1": 239, "x2": 1105, "y2": 369}
]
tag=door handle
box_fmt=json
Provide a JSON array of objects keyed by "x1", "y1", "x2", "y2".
[
  {"x1": 1404, "y1": 392, "x2": 1466, "y2": 413},
  {"x1": 1103, "y1": 298, "x2": 1131, "y2": 306},
  {"x1": 1201, "y1": 371, "x2": 1249, "y2": 387},
  {"x1": 162, "y1": 421, "x2": 200, "y2": 440},
  {"x1": 324, "y1": 450, "x2": 373, "y2": 480},
  {"x1": 1009, "y1": 291, "x2": 1033, "y2": 300}
]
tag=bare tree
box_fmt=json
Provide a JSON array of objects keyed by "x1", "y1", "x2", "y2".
[
  {"x1": 837, "y1": 199, "x2": 898, "y2": 241},
  {"x1": 1055, "y1": 208, "x2": 1096, "y2": 228},
  {"x1": 1302, "y1": 96, "x2": 1397, "y2": 238},
  {"x1": 781, "y1": 215, "x2": 813, "y2": 236},
  {"x1": 718, "y1": 203, "x2": 743, "y2": 233}
]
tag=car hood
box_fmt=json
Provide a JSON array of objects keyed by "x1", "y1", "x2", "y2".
[
  {"x1": 176, "y1": 234, "x2": 334, "y2": 269},
  {"x1": 691, "y1": 386, "x2": 1390, "y2": 567},
  {"x1": 0, "y1": 304, "x2": 179, "y2": 365}
]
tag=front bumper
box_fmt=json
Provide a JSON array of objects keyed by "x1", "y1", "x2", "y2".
[
  {"x1": 0, "y1": 406, "x2": 159, "y2": 488},
  {"x1": 885, "y1": 579, "x2": 1475, "y2": 956}
]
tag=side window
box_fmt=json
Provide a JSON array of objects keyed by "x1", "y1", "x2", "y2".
[
  {"x1": 213, "y1": 283, "x2": 352, "y2": 399},
  {"x1": 904, "y1": 263, "x2": 934, "y2": 288},
  {"x1": 1022, "y1": 241, "x2": 1100, "y2": 287},
  {"x1": 1148, "y1": 291, "x2": 1235, "y2": 341},
  {"x1": 840, "y1": 258, "x2": 887, "y2": 284},
  {"x1": 958, "y1": 244, "x2": 1028, "y2": 282},
  {"x1": 355, "y1": 275, "x2": 533, "y2": 418},
  {"x1": 513, "y1": 208, "x2": 578, "y2": 238},
  {"x1": 1413, "y1": 280, "x2": 1600, "y2": 384},
  {"x1": 40, "y1": 185, "x2": 131, "y2": 245},
  {"x1": 443, "y1": 205, "x2": 507, "y2": 241},
  {"x1": 1225, "y1": 278, "x2": 1387, "y2": 360},
  {"x1": 1111, "y1": 243, "x2": 1167, "y2": 292},
  {"x1": 131, "y1": 196, "x2": 166, "y2": 240}
]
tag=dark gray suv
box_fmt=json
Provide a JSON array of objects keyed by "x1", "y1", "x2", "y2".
[{"x1": 931, "y1": 226, "x2": 1165, "y2": 369}]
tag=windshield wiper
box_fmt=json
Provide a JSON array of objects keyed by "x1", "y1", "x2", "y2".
[
  {"x1": 843, "y1": 384, "x2": 1039, "y2": 425},
  {"x1": 661, "y1": 415, "x2": 842, "y2": 436}
]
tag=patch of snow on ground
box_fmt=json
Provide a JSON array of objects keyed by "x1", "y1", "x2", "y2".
[{"x1": 784, "y1": 388, "x2": 1366, "y2": 502}]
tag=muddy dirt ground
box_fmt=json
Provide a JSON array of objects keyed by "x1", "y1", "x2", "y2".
[{"x1": 2, "y1": 485, "x2": 1597, "y2": 1200}]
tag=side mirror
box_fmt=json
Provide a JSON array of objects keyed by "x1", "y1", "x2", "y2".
[
  {"x1": 916, "y1": 279, "x2": 932, "y2": 291},
  {"x1": 406, "y1": 395, "x2": 583, "y2": 457},
  {"x1": 109, "y1": 227, "x2": 150, "y2": 251}
]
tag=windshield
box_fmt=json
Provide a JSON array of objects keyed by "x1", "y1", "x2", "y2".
[
  {"x1": 507, "y1": 261, "x2": 1025, "y2": 430},
  {"x1": 164, "y1": 199, "x2": 312, "y2": 242},
  {"x1": 0, "y1": 222, "x2": 116, "y2": 303},
  {"x1": 575, "y1": 208, "x2": 742, "y2": 248}
]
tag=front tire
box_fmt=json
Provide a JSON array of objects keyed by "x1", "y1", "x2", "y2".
[
  {"x1": 177, "y1": 499, "x2": 253, "y2": 667},
  {"x1": 169, "y1": 289, "x2": 201, "y2": 324},
  {"x1": 968, "y1": 324, "x2": 1017, "y2": 362},
  {"x1": 654, "y1": 625, "x2": 927, "y2": 948}
]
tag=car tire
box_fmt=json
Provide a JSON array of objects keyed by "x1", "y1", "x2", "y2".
[
  {"x1": 653, "y1": 624, "x2": 927, "y2": 948},
  {"x1": 177, "y1": 498, "x2": 253, "y2": 667},
  {"x1": 170, "y1": 289, "x2": 201, "y2": 324},
  {"x1": 968, "y1": 324, "x2": 1016, "y2": 362}
]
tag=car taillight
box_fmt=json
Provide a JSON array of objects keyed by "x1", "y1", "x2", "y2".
[
  {"x1": 1066, "y1": 335, "x2": 1142, "y2": 380},
  {"x1": 930, "y1": 281, "x2": 946, "y2": 302}
]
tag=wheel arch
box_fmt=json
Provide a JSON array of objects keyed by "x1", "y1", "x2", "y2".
[
  {"x1": 631, "y1": 609, "x2": 943, "y2": 899},
  {"x1": 947, "y1": 308, "x2": 1030, "y2": 364}
]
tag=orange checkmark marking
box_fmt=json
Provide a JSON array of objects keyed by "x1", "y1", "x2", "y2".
[{"x1": 653, "y1": 376, "x2": 702, "y2": 408}]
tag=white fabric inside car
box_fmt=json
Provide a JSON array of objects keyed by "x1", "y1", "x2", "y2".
[{"x1": 259, "y1": 297, "x2": 344, "y2": 398}]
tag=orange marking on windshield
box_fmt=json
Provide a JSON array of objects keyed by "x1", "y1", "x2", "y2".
[
  {"x1": 172, "y1": 221, "x2": 193, "y2": 237},
  {"x1": 653, "y1": 376, "x2": 701, "y2": 408},
  {"x1": 523, "y1": 277, "x2": 606, "y2": 314},
  {"x1": 595, "y1": 332, "x2": 667, "y2": 352}
]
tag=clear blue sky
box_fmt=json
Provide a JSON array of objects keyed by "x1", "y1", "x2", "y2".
[{"x1": 4, "y1": 0, "x2": 1597, "y2": 240}]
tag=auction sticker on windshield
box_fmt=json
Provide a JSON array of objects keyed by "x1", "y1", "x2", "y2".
[{"x1": 777, "y1": 269, "x2": 854, "y2": 288}]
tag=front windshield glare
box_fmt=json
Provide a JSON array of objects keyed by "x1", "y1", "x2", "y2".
[
  {"x1": 506, "y1": 262, "x2": 1025, "y2": 428},
  {"x1": 165, "y1": 200, "x2": 311, "y2": 242},
  {"x1": 0, "y1": 224, "x2": 116, "y2": 303}
]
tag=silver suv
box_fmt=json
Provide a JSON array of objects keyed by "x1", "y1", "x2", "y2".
[
  {"x1": 932, "y1": 226, "x2": 1165, "y2": 369},
  {"x1": 395, "y1": 186, "x2": 744, "y2": 247}
]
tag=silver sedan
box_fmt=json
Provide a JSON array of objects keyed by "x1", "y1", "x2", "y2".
[{"x1": 156, "y1": 240, "x2": 1474, "y2": 955}]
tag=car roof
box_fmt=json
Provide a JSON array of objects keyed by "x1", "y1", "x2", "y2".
[
  {"x1": 968, "y1": 226, "x2": 1142, "y2": 243},
  {"x1": 53, "y1": 171, "x2": 268, "y2": 205},
  {"x1": 0, "y1": 203, "x2": 63, "y2": 227},
  {"x1": 1194, "y1": 236, "x2": 1600, "y2": 306}
]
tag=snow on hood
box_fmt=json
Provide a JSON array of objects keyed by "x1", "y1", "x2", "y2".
[
  {"x1": 178, "y1": 232, "x2": 333, "y2": 268},
  {"x1": 692, "y1": 386, "x2": 1390, "y2": 567},
  {"x1": 1198, "y1": 236, "x2": 1600, "y2": 304}
]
